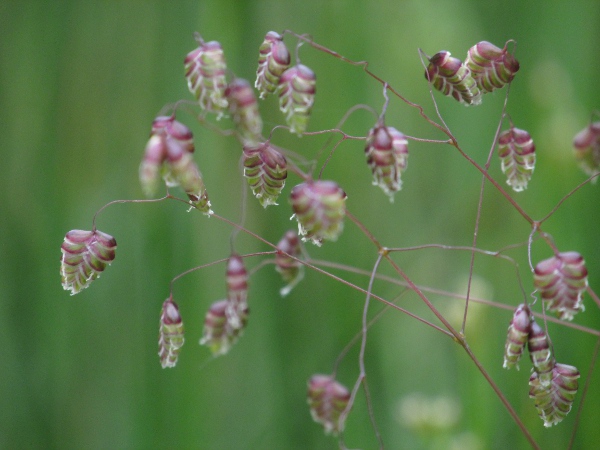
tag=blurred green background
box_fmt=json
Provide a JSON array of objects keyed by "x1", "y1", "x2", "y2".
[{"x1": 2, "y1": 1, "x2": 599, "y2": 449}]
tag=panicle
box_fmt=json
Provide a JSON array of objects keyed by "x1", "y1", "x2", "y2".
[
  {"x1": 255, "y1": 31, "x2": 291, "y2": 99},
  {"x1": 497, "y1": 125, "x2": 536, "y2": 192},
  {"x1": 158, "y1": 296, "x2": 184, "y2": 368},
  {"x1": 278, "y1": 64, "x2": 316, "y2": 135},
  {"x1": 60, "y1": 229, "x2": 117, "y2": 295},
  {"x1": 290, "y1": 180, "x2": 347, "y2": 246},
  {"x1": 465, "y1": 41, "x2": 520, "y2": 93},
  {"x1": 184, "y1": 38, "x2": 229, "y2": 118},
  {"x1": 307, "y1": 375, "x2": 351, "y2": 436},
  {"x1": 534, "y1": 252, "x2": 588, "y2": 321},
  {"x1": 424, "y1": 51, "x2": 481, "y2": 105},
  {"x1": 243, "y1": 142, "x2": 287, "y2": 208},
  {"x1": 503, "y1": 303, "x2": 532, "y2": 370},
  {"x1": 275, "y1": 230, "x2": 304, "y2": 296},
  {"x1": 364, "y1": 123, "x2": 409, "y2": 200},
  {"x1": 225, "y1": 78, "x2": 263, "y2": 145}
]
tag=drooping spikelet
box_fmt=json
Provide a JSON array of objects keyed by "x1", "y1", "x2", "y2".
[
  {"x1": 139, "y1": 116, "x2": 212, "y2": 215},
  {"x1": 225, "y1": 254, "x2": 249, "y2": 330},
  {"x1": 572, "y1": 121, "x2": 600, "y2": 179},
  {"x1": 278, "y1": 64, "x2": 316, "y2": 135},
  {"x1": 503, "y1": 303, "x2": 532, "y2": 370},
  {"x1": 465, "y1": 41, "x2": 520, "y2": 94},
  {"x1": 529, "y1": 363, "x2": 580, "y2": 427},
  {"x1": 60, "y1": 229, "x2": 117, "y2": 295},
  {"x1": 534, "y1": 252, "x2": 588, "y2": 321},
  {"x1": 528, "y1": 319, "x2": 555, "y2": 387},
  {"x1": 497, "y1": 125, "x2": 536, "y2": 192},
  {"x1": 307, "y1": 375, "x2": 351, "y2": 436},
  {"x1": 158, "y1": 296, "x2": 184, "y2": 368},
  {"x1": 243, "y1": 142, "x2": 287, "y2": 208},
  {"x1": 424, "y1": 51, "x2": 481, "y2": 105},
  {"x1": 255, "y1": 31, "x2": 291, "y2": 99},
  {"x1": 184, "y1": 38, "x2": 228, "y2": 118},
  {"x1": 200, "y1": 299, "x2": 248, "y2": 356},
  {"x1": 225, "y1": 78, "x2": 263, "y2": 144},
  {"x1": 290, "y1": 180, "x2": 347, "y2": 246},
  {"x1": 364, "y1": 123, "x2": 409, "y2": 200},
  {"x1": 275, "y1": 230, "x2": 304, "y2": 296}
]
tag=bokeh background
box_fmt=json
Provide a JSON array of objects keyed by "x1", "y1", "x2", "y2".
[{"x1": 2, "y1": 1, "x2": 599, "y2": 449}]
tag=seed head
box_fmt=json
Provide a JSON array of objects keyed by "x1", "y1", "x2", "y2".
[
  {"x1": 60, "y1": 229, "x2": 117, "y2": 295},
  {"x1": 255, "y1": 31, "x2": 291, "y2": 99},
  {"x1": 290, "y1": 180, "x2": 347, "y2": 246}
]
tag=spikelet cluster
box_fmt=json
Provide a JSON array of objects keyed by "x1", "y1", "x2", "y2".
[
  {"x1": 290, "y1": 180, "x2": 347, "y2": 246},
  {"x1": 140, "y1": 116, "x2": 212, "y2": 214},
  {"x1": 529, "y1": 363, "x2": 580, "y2": 427},
  {"x1": 243, "y1": 142, "x2": 287, "y2": 207},
  {"x1": 307, "y1": 375, "x2": 350, "y2": 436},
  {"x1": 158, "y1": 296, "x2": 184, "y2": 368},
  {"x1": 534, "y1": 252, "x2": 588, "y2": 321},
  {"x1": 275, "y1": 230, "x2": 304, "y2": 296},
  {"x1": 60, "y1": 229, "x2": 117, "y2": 295},
  {"x1": 225, "y1": 78, "x2": 263, "y2": 144},
  {"x1": 502, "y1": 304, "x2": 581, "y2": 426},
  {"x1": 425, "y1": 41, "x2": 518, "y2": 105},
  {"x1": 200, "y1": 255, "x2": 249, "y2": 356},
  {"x1": 255, "y1": 31, "x2": 291, "y2": 98},
  {"x1": 364, "y1": 123, "x2": 409, "y2": 200},
  {"x1": 278, "y1": 64, "x2": 316, "y2": 135},
  {"x1": 184, "y1": 38, "x2": 228, "y2": 118},
  {"x1": 497, "y1": 125, "x2": 536, "y2": 192},
  {"x1": 573, "y1": 121, "x2": 600, "y2": 179},
  {"x1": 200, "y1": 299, "x2": 248, "y2": 356},
  {"x1": 465, "y1": 41, "x2": 520, "y2": 93},
  {"x1": 424, "y1": 51, "x2": 481, "y2": 105}
]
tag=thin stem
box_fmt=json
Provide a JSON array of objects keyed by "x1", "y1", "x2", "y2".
[
  {"x1": 339, "y1": 253, "x2": 384, "y2": 449},
  {"x1": 382, "y1": 254, "x2": 538, "y2": 448},
  {"x1": 462, "y1": 87, "x2": 512, "y2": 335},
  {"x1": 92, "y1": 195, "x2": 169, "y2": 230}
]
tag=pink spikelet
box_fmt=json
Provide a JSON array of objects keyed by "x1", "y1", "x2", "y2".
[
  {"x1": 200, "y1": 299, "x2": 248, "y2": 356},
  {"x1": 528, "y1": 319, "x2": 555, "y2": 387},
  {"x1": 275, "y1": 230, "x2": 304, "y2": 296},
  {"x1": 465, "y1": 41, "x2": 520, "y2": 93},
  {"x1": 60, "y1": 229, "x2": 117, "y2": 295},
  {"x1": 424, "y1": 51, "x2": 481, "y2": 105},
  {"x1": 278, "y1": 64, "x2": 316, "y2": 135},
  {"x1": 243, "y1": 142, "x2": 287, "y2": 208},
  {"x1": 140, "y1": 116, "x2": 212, "y2": 215},
  {"x1": 225, "y1": 78, "x2": 263, "y2": 145},
  {"x1": 184, "y1": 37, "x2": 228, "y2": 118},
  {"x1": 255, "y1": 31, "x2": 291, "y2": 99},
  {"x1": 158, "y1": 296, "x2": 184, "y2": 368},
  {"x1": 529, "y1": 363, "x2": 580, "y2": 427},
  {"x1": 573, "y1": 121, "x2": 600, "y2": 179},
  {"x1": 225, "y1": 254, "x2": 249, "y2": 330},
  {"x1": 290, "y1": 180, "x2": 347, "y2": 246},
  {"x1": 364, "y1": 122, "x2": 409, "y2": 200},
  {"x1": 534, "y1": 252, "x2": 588, "y2": 321},
  {"x1": 307, "y1": 375, "x2": 351, "y2": 436},
  {"x1": 497, "y1": 125, "x2": 535, "y2": 192},
  {"x1": 503, "y1": 303, "x2": 532, "y2": 370}
]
